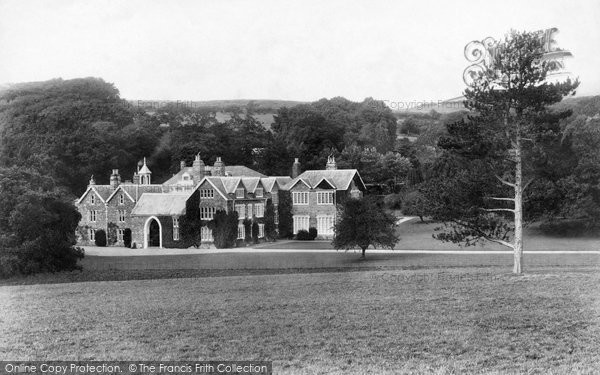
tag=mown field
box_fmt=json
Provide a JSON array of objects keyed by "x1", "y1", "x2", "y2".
[{"x1": 1, "y1": 266, "x2": 599, "y2": 374}]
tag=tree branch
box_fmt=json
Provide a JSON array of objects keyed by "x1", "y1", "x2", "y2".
[
  {"x1": 483, "y1": 236, "x2": 515, "y2": 249},
  {"x1": 483, "y1": 208, "x2": 515, "y2": 213},
  {"x1": 523, "y1": 177, "x2": 535, "y2": 192},
  {"x1": 494, "y1": 174, "x2": 516, "y2": 188},
  {"x1": 487, "y1": 197, "x2": 515, "y2": 202}
]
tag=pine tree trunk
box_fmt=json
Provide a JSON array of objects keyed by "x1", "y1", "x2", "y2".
[
  {"x1": 361, "y1": 247, "x2": 366, "y2": 259},
  {"x1": 513, "y1": 134, "x2": 524, "y2": 274}
]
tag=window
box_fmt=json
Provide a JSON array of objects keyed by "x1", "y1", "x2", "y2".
[
  {"x1": 118, "y1": 210, "x2": 126, "y2": 222},
  {"x1": 293, "y1": 215, "x2": 310, "y2": 234},
  {"x1": 117, "y1": 229, "x2": 124, "y2": 242},
  {"x1": 89, "y1": 210, "x2": 97, "y2": 222},
  {"x1": 119, "y1": 194, "x2": 124, "y2": 205},
  {"x1": 237, "y1": 224, "x2": 245, "y2": 240},
  {"x1": 90, "y1": 194, "x2": 95, "y2": 205},
  {"x1": 255, "y1": 188, "x2": 263, "y2": 198},
  {"x1": 254, "y1": 202, "x2": 264, "y2": 218},
  {"x1": 201, "y1": 226, "x2": 213, "y2": 242},
  {"x1": 173, "y1": 217, "x2": 180, "y2": 240},
  {"x1": 200, "y1": 189, "x2": 214, "y2": 199},
  {"x1": 201, "y1": 206, "x2": 216, "y2": 220},
  {"x1": 235, "y1": 204, "x2": 246, "y2": 218},
  {"x1": 89, "y1": 229, "x2": 95, "y2": 241},
  {"x1": 292, "y1": 192, "x2": 309, "y2": 205},
  {"x1": 317, "y1": 215, "x2": 335, "y2": 235},
  {"x1": 258, "y1": 223, "x2": 265, "y2": 238},
  {"x1": 317, "y1": 191, "x2": 334, "y2": 205},
  {"x1": 236, "y1": 188, "x2": 245, "y2": 198}
]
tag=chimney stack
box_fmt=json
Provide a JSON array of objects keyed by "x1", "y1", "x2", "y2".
[
  {"x1": 110, "y1": 169, "x2": 121, "y2": 189},
  {"x1": 292, "y1": 158, "x2": 301, "y2": 178},
  {"x1": 213, "y1": 156, "x2": 225, "y2": 176},
  {"x1": 180, "y1": 160, "x2": 186, "y2": 171},
  {"x1": 326, "y1": 155, "x2": 337, "y2": 170},
  {"x1": 192, "y1": 153, "x2": 205, "y2": 180},
  {"x1": 89, "y1": 175, "x2": 96, "y2": 186}
]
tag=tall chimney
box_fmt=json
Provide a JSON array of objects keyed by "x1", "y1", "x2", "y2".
[
  {"x1": 89, "y1": 175, "x2": 96, "y2": 186},
  {"x1": 292, "y1": 158, "x2": 301, "y2": 178},
  {"x1": 193, "y1": 153, "x2": 205, "y2": 180},
  {"x1": 180, "y1": 160, "x2": 186, "y2": 171},
  {"x1": 326, "y1": 155, "x2": 337, "y2": 170},
  {"x1": 110, "y1": 169, "x2": 121, "y2": 189},
  {"x1": 213, "y1": 156, "x2": 225, "y2": 176}
]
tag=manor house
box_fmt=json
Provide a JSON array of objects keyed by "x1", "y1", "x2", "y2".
[{"x1": 75, "y1": 155, "x2": 365, "y2": 248}]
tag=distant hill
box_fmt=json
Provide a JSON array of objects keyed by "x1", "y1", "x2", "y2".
[{"x1": 127, "y1": 99, "x2": 306, "y2": 112}]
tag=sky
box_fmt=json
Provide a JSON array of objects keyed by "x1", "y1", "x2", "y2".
[{"x1": 0, "y1": 0, "x2": 599, "y2": 104}]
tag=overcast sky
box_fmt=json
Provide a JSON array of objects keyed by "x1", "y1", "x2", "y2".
[{"x1": 1, "y1": 0, "x2": 598, "y2": 103}]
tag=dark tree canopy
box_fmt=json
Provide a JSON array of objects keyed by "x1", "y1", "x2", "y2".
[
  {"x1": 333, "y1": 196, "x2": 398, "y2": 259},
  {"x1": 0, "y1": 167, "x2": 84, "y2": 275}
]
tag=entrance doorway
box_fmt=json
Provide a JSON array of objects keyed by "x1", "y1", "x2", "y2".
[{"x1": 143, "y1": 216, "x2": 163, "y2": 248}]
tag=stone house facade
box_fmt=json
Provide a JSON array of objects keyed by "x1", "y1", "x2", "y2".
[{"x1": 284, "y1": 156, "x2": 366, "y2": 239}]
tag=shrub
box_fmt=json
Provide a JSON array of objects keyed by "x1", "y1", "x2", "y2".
[
  {"x1": 252, "y1": 222, "x2": 259, "y2": 244},
  {"x1": 107, "y1": 222, "x2": 118, "y2": 245},
  {"x1": 401, "y1": 190, "x2": 426, "y2": 222},
  {"x1": 243, "y1": 218, "x2": 252, "y2": 243},
  {"x1": 210, "y1": 210, "x2": 239, "y2": 248},
  {"x1": 95, "y1": 229, "x2": 107, "y2": 247},
  {"x1": 123, "y1": 228, "x2": 132, "y2": 248},
  {"x1": 539, "y1": 219, "x2": 596, "y2": 237},
  {"x1": 296, "y1": 230, "x2": 312, "y2": 240},
  {"x1": 131, "y1": 242, "x2": 137, "y2": 249},
  {"x1": 308, "y1": 227, "x2": 318, "y2": 240},
  {"x1": 384, "y1": 194, "x2": 403, "y2": 210}
]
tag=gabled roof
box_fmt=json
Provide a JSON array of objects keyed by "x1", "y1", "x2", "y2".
[
  {"x1": 286, "y1": 177, "x2": 312, "y2": 190},
  {"x1": 76, "y1": 185, "x2": 114, "y2": 204},
  {"x1": 119, "y1": 184, "x2": 164, "y2": 201},
  {"x1": 199, "y1": 177, "x2": 230, "y2": 200},
  {"x1": 106, "y1": 185, "x2": 135, "y2": 203},
  {"x1": 241, "y1": 177, "x2": 260, "y2": 193},
  {"x1": 220, "y1": 177, "x2": 242, "y2": 194},
  {"x1": 284, "y1": 169, "x2": 365, "y2": 191},
  {"x1": 130, "y1": 192, "x2": 192, "y2": 216}
]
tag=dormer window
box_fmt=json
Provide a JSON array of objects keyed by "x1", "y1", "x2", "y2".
[
  {"x1": 236, "y1": 188, "x2": 245, "y2": 198},
  {"x1": 255, "y1": 188, "x2": 263, "y2": 198}
]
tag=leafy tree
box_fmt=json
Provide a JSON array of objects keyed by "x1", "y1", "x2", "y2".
[
  {"x1": 95, "y1": 229, "x2": 107, "y2": 247},
  {"x1": 179, "y1": 191, "x2": 202, "y2": 248},
  {"x1": 422, "y1": 30, "x2": 578, "y2": 274},
  {"x1": 0, "y1": 167, "x2": 84, "y2": 275},
  {"x1": 264, "y1": 199, "x2": 277, "y2": 240},
  {"x1": 107, "y1": 222, "x2": 118, "y2": 245},
  {"x1": 210, "y1": 210, "x2": 238, "y2": 248},
  {"x1": 0, "y1": 78, "x2": 138, "y2": 194},
  {"x1": 243, "y1": 218, "x2": 252, "y2": 243},
  {"x1": 401, "y1": 190, "x2": 427, "y2": 222},
  {"x1": 252, "y1": 221, "x2": 259, "y2": 244},
  {"x1": 333, "y1": 196, "x2": 399, "y2": 259},
  {"x1": 123, "y1": 228, "x2": 132, "y2": 248},
  {"x1": 277, "y1": 191, "x2": 293, "y2": 239}
]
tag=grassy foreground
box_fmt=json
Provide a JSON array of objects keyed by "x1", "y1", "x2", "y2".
[{"x1": 1, "y1": 267, "x2": 599, "y2": 374}]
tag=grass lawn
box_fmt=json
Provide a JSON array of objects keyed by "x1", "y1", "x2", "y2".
[
  {"x1": 255, "y1": 220, "x2": 600, "y2": 251},
  {"x1": 394, "y1": 220, "x2": 600, "y2": 251},
  {"x1": 1, "y1": 267, "x2": 599, "y2": 374}
]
